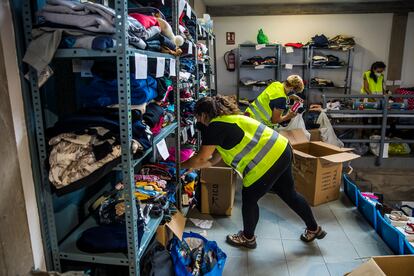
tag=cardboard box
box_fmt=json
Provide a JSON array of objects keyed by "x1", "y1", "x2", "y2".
[
  {"x1": 200, "y1": 163, "x2": 237, "y2": 216},
  {"x1": 309, "y1": 129, "x2": 321, "y2": 141},
  {"x1": 156, "y1": 211, "x2": 186, "y2": 247},
  {"x1": 346, "y1": 256, "x2": 414, "y2": 276},
  {"x1": 280, "y1": 129, "x2": 360, "y2": 206}
]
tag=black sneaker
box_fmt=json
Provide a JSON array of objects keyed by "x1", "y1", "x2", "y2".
[
  {"x1": 300, "y1": 226, "x2": 327, "y2": 242},
  {"x1": 226, "y1": 231, "x2": 257, "y2": 249}
]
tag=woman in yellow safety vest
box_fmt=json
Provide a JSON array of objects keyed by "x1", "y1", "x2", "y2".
[
  {"x1": 361, "y1": 61, "x2": 386, "y2": 96},
  {"x1": 245, "y1": 75, "x2": 305, "y2": 127},
  {"x1": 181, "y1": 96, "x2": 326, "y2": 248}
]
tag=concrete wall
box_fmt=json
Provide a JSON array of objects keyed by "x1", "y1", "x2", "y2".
[
  {"x1": 212, "y1": 13, "x2": 414, "y2": 96},
  {"x1": 401, "y1": 12, "x2": 414, "y2": 87},
  {"x1": 0, "y1": 0, "x2": 46, "y2": 271}
]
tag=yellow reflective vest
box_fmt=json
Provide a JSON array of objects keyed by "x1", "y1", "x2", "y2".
[
  {"x1": 245, "y1": 82, "x2": 287, "y2": 126},
  {"x1": 361, "y1": 70, "x2": 384, "y2": 94},
  {"x1": 211, "y1": 115, "x2": 288, "y2": 187}
]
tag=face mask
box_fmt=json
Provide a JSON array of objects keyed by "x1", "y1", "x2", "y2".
[{"x1": 375, "y1": 72, "x2": 382, "y2": 77}]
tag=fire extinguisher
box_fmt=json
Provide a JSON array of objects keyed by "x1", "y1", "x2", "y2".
[{"x1": 224, "y1": 50, "x2": 236, "y2": 71}]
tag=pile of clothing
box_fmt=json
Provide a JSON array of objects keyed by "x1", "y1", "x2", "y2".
[
  {"x1": 242, "y1": 56, "x2": 276, "y2": 66},
  {"x1": 308, "y1": 34, "x2": 355, "y2": 50},
  {"x1": 284, "y1": 42, "x2": 304, "y2": 48},
  {"x1": 47, "y1": 107, "x2": 151, "y2": 194},
  {"x1": 311, "y1": 77, "x2": 335, "y2": 88},
  {"x1": 312, "y1": 54, "x2": 345, "y2": 67},
  {"x1": 395, "y1": 87, "x2": 414, "y2": 110},
  {"x1": 240, "y1": 78, "x2": 272, "y2": 86}
]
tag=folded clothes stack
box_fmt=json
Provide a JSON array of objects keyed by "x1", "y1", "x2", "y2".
[
  {"x1": 311, "y1": 77, "x2": 335, "y2": 87},
  {"x1": 307, "y1": 34, "x2": 355, "y2": 50},
  {"x1": 312, "y1": 54, "x2": 345, "y2": 67},
  {"x1": 240, "y1": 78, "x2": 273, "y2": 86},
  {"x1": 242, "y1": 56, "x2": 277, "y2": 66}
]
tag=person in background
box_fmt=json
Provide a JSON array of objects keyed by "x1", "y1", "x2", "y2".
[
  {"x1": 181, "y1": 96, "x2": 326, "y2": 249},
  {"x1": 361, "y1": 61, "x2": 386, "y2": 96},
  {"x1": 245, "y1": 75, "x2": 305, "y2": 127}
]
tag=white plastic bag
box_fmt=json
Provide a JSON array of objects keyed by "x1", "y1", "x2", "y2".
[
  {"x1": 316, "y1": 111, "x2": 344, "y2": 147},
  {"x1": 278, "y1": 113, "x2": 311, "y2": 140},
  {"x1": 370, "y1": 135, "x2": 389, "y2": 158}
]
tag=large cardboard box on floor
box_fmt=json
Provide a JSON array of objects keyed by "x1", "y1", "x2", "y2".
[
  {"x1": 200, "y1": 161, "x2": 237, "y2": 216},
  {"x1": 280, "y1": 129, "x2": 360, "y2": 206},
  {"x1": 156, "y1": 211, "x2": 186, "y2": 247},
  {"x1": 346, "y1": 255, "x2": 414, "y2": 276}
]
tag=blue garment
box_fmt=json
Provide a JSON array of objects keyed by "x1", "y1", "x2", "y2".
[
  {"x1": 79, "y1": 74, "x2": 158, "y2": 107},
  {"x1": 180, "y1": 58, "x2": 196, "y2": 73},
  {"x1": 92, "y1": 36, "x2": 115, "y2": 50}
]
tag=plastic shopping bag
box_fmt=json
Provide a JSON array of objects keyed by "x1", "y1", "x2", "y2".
[
  {"x1": 169, "y1": 232, "x2": 227, "y2": 276},
  {"x1": 317, "y1": 111, "x2": 344, "y2": 147},
  {"x1": 277, "y1": 113, "x2": 311, "y2": 140}
]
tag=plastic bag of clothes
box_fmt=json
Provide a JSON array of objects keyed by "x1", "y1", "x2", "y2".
[
  {"x1": 257, "y1": 29, "x2": 269, "y2": 44},
  {"x1": 388, "y1": 138, "x2": 411, "y2": 155},
  {"x1": 170, "y1": 232, "x2": 227, "y2": 276},
  {"x1": 317, "y1": 111, "x2": 344, "y2": 147},
  {"x1": 278, "y1": 114, "x2": 311, "y2": 140}
]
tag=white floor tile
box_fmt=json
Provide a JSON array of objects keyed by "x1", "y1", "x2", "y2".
[
  {"x1": 282, "y1": 240, "x2": 325, "y2": 263},
  {"x1": 287, "y1": 261, "x2": 330, "y2": 276},
  {"x1": 248, "y1": 256, "x2": 289, "y2": 276},
  {"x1": 317, "y1": 240, "x2": 359, "y2": 263},
  {"x1": 223, "y1": 256, "x2": 248, "y2": 276},
  {"x1": 249, "y1": 238, "x2": 286, "y2": 263},
  {"x1": 351, "y1": 240, "x2": 393, "y2": 258},
  {"x1": 326, "y1": 261, "x2": 363, "y2": 276}
]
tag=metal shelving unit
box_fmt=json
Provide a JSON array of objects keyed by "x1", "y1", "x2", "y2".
[
  {"x1": 198, "y1": 26, "x2": 217, "y2": 96},
  {"x1": 322, "y1": 94, "x2": 414, "y2": 166},
  {"x1": 237, "y1": 44, "x2": 281, "y2": 103},
  {"x1": 21, "y1": 0, "x2": 189, "y2": 275},
  {"x1": 307, "y1": 47, "x2": 354, "y2": 104}
]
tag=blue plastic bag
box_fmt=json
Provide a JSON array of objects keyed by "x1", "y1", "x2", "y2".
[{"x1": 170, "y1": 232, "x2": 227, "y2": 276}]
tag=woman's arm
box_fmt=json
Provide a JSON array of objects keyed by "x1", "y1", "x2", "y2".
[
  {"x1": 271, "y1": 109, "x2": 297, "y2": 124},
  {"x1": 181, "y1": 145, "x2": 217, "y2": 169}
]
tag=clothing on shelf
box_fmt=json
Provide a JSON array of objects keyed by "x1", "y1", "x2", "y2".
[
  {"x1": 312, "y1": 54, "x2": 345, "y2": 67},
  {"x1": 310, "y1": 77, "x2": 335, "y2": 87},
  {"x1": 242, "y1": 56, "x2": 276, "y2": 66},
  {"x1": 308, "y1": 34, "x2": 329, "y2": 48},
  {"x1": 48, "y1": 127, "x2": 141, "y2": 190},
  {"x1": 284, "y1": 42, "x2": 304, "y2": 48},
  {"x1": 143, "y1": 102, "x2": 165, "y2": 130},
  {"x1": 240, "y1": 78, "x2": 272, "y2": 86},
  {"x1": 328, "y1": 35, "x2": 355, "y2": 51}
]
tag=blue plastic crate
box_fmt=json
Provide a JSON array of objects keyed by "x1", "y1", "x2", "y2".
[
  {"x1": 343, "y1": 174, "x2": 358, "y2": 206},
  {"x1": 403, "y1": 238, "x2": 414, "y2": 255},
  {"x1": 357, "y1": 191, "x2": 377, "y2": 229},
  {"x1": 376, "y1": 210, "x2": 404, "y2": 255}
]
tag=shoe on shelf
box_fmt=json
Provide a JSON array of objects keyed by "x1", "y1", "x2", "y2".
[
  {"x1": 226, "y1": 231, "x2": 257, "y2": 249},
  {"x1": 300, "y1": 226, "x2": 327, "y2": 242},
  {"x1": 389, "y1": 211, "x2": 409, "y2": 222}
]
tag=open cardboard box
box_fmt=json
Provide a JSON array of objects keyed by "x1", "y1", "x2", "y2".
[
  {"x1": 346, "y1": 255, "x2": 414, "y2": 276},
  {"x1": 280, "y1": 129, "x2": 360, "y2": 206},
  {"x1": 200, "y1": 160, "x2": 237, "y2": 216},
  {"x1": 156, "y1": 211, "x2": 186, "y2": 247}
]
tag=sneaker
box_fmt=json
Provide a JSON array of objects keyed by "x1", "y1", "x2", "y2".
[
  {"x1": 300, "y1": 226, "x2": 327, "y2": 242},
  {"x1": 226, "y1": 231, "x2": 257, "y2": 249}
]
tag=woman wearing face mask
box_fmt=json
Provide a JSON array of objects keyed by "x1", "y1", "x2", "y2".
[
  {"x1": 182, "y1": 96, "x2": 326, "y2": 249},
  {"x1": 245, "y1": 75, "x2": 305, "y2": 127},
  {"x1": 361, "y1": 61, "x2": 386, "y2": 97}
]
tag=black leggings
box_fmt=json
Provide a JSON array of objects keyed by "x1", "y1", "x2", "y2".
[{"x1": 242, "y1": 146, "x2": 318, "y2": 239}]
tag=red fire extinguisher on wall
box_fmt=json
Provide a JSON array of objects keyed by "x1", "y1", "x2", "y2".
[{"x1": 224, "y1": 50, "x2": 236, "y2": 71}]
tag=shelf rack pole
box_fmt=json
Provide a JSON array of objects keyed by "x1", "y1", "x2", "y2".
[
  {"x1": 114, "y1": 0, "x2": 140, "y2": 274},
  {"x1": 212, "y1": 35, "x2": 218, "y2": 95},
  {"x1": 172, "y1": 0, "x2": 182, "y2": 211},
  {"x1": 377, "y1": 95, "x2": 389, "y2": 166},
  {"x1": 22, "y1": 0, "x2": 61, "y2": 271}
]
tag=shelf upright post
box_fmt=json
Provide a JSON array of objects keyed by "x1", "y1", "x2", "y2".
[
  {"x1": 377, "y1": 95, "x2": 389, "y2": 166},
  {"x1": 276, "y1": 44, "x2": 281, "y2": 81},
  {"x1": 22, "y1": 0, "x2": 61, "y2": 271},
  {"x1": 195, "y1": 21, "x2": 199, "y2": 100},
  {"x1": 172, "y1": 0, "x2": 182, "y2": 210},
  {"x1": 213, "y1": 35, "x2": 218, "y2": 95},
  {"x1": 237, "y1": 45, "x2": 241, "y2": 103},
  {"x1": 114, "y1": 0, "x2": 140, "y2": 274}
]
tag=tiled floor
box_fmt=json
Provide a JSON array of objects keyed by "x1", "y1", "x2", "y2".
[{"x1": 185, "y1": 189, "x2": 392, "y2": 276}]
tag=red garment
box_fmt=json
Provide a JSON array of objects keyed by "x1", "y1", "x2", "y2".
[
  {"x1": 129, "y1": 13, "x2": 159, "y2": 29},
  {"x1": 395, "y1": 88, "x2": 414, "y2": 110},
  {"x1": 151, "y1": 116, "x2": 165, "y2": 135},
  {"x1": 284, "y1": 43, "x2": 304, "y2": 48}
]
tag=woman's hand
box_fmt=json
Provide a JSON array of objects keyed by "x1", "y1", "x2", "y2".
[
  {"x1": 286, "y1": 110, "x2": 298, "y2": 120},
  {"x1": 181, "y1": 145, "x2": 217, "y2": 170}
]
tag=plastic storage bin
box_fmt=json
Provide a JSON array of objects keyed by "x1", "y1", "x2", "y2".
[
  {"x1": 376, "y1": 210, "x2": 404, "y2": 254},
  {"x1": 343, "y1": 174, "x2": 358, "y2": 206},
  {"x1": 357, "y1": 191, "x2": 377, "y2": 229}
]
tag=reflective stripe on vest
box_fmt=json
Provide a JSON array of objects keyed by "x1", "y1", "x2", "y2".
[
  {"x1": 210, "y1": 115, "x2": 288, "y2": 187},
  {"x1": 243, "y1": 130, "x2": 279, "y2": 176},
  {"x1": 247, "y1": 82, "x2": 287, "y2": 125},
  {"x1": 231, "y1": 124, "x2": 266, "y2": 168}
]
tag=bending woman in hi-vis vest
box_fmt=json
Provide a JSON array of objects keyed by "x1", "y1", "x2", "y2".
[
  {"x1": 181, "y1": 96, "x2": 326, "y2": 249},
  {"x1": 245, "y1": 75, "x2": 305, "y2": 128}
]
